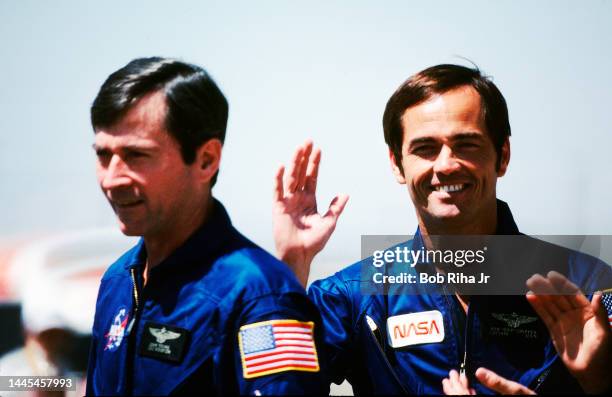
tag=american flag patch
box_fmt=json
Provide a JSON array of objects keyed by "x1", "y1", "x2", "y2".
[
  {"x1": 602, "y1": 289, "x2": 612, "y2": 328},
  {"x1": 238, "y1": 319, "x2": 319, "y2": 379}
]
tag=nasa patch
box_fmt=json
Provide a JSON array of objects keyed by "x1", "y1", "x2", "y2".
[
  {"x1": 386, "y1": 310, "x2": 445, "y2": 348},
  {"x1": 104, "y1": 306, "x2": 129, "y2": 352}
]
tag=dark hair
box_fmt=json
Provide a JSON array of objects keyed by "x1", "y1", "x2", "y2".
[
  {"x1": 382, "y1": 64, "x2": 511, "y2": 173},
  {"x1": 91, "y1": 57, "x2": 228, "y2": 186}
]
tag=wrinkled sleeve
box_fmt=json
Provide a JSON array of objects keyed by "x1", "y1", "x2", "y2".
[
  {"x1": 233, "y1": 292, "x2": 328, "y2": 395},
  {"x1": 307, "y1": 274, "x2": 356, "y2": 386}
]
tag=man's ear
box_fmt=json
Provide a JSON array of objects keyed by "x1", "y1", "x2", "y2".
[
  {"x1": 497, "y1": 138, "x2": 510, "y2": 177},
  {"x1": 389, "y1": 149, "x2": 406, "y2": 184},
  {"x1": 195, "y1": 138, "x2": 222, "y2": 184}
]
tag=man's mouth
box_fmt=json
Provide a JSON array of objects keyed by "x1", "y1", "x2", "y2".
[
  {"x1": 113, "y1": 199, "x2": 144, "y2": 209},
  {"x1": 432, "y1": 183, "x2": 467, "y2": 193}
]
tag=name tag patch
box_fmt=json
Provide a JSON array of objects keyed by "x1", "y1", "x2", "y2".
[
  {"x1": 387, "y1": 310, "x2": 445, "y2": 348},
  {"x1": 139, "y1": 321, "x2": 190, "y2": 363}
]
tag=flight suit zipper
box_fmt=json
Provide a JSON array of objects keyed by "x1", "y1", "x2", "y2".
[
  {"x1": 125, "y1": 267, "x2": 142, "y2": 395},
  {"x1": 441, "y1": 283, "x2": 470, "y2": 377},
  {"x1": 459, "y1": 300, "x2": 474, "y2": 379},
  {"x1": 127, "y1": 268, "x2": 140, "y2": 333}
]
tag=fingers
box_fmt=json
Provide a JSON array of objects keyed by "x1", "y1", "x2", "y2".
[
  {"x1": 323, "y1": 194, "x2": 349, "y2": 223},
  {"x1": 590, "y1": 292, "x2": 611, "y2": 327},
  {"x1": 526, "y1": 273, "x2": 571, "y2": 317},
  {"x1": 475, "y1": 367, "x2": 536, "y2": 395},
  {"x1": 526, "y1": 274, "x2": 563, "y2": 321},
  {"x1": 274, "y1": 165, "x2": 285, "y2": 202},
  {"x1": 548, "y1": 271, "x2": 579, "y2": 294},
  {"x1": 441, "y1": 378, "x2": 452, "y2": 395},
  {"x1": 460, "y1": 372, "x2": 470, "y2": 389},
  {"x1": 305, "y1": 148, "x2": 321, "y2": 193},
  {"x1": 285, "y1": 145, "x2": 304, "y2": 194},
  {"x1": 295, "y1": 141, "x2": 313, "y2": 192},
  {"x1": 526, "y1": 273, "x2": 555, "y2": 295},
  {"x1": 526, "y1": 292, "x2": 555, "y2": 329},
  {"x1": 449, "y1": 369, "x2": 460, "y2": 385},
  {"x1": 285, "y1": 141, "x2": 315, "y2": 194},
  {"x1": 442, "y1": 370, "x2": 474, "y2": 395},
  {"x1": 548, "y1": 271, "x2": 590, "y2": 309}
]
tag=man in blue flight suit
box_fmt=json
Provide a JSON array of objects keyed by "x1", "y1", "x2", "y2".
[
  {"x1": 86, "y1": 57, "x2": 326, "y2": 395},
  {"x1": 272, "y1": 64, "x2": 612, "y2": 394}
]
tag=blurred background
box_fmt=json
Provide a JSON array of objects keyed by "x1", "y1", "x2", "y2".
[{"x1": 1, "y1": 0, "x2": 611, "y2": 394}]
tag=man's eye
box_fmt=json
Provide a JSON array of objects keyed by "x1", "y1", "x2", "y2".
[
  {"x1": 412, "y1": 146, "x2": 437, "y2": 156},
  {"x1": 457, "y1": 142, "x2": 479, "y2": 150},
  {"x1": 96, "y1": 150, "x2": 111, "y2": 161},
  {"x1": 125, "y1": 151, "x2": 147, "y2": 159}
]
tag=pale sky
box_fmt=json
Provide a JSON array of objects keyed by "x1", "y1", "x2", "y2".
[{"x1": 1, "y1": 0, "x2": 611, "y2": 272}]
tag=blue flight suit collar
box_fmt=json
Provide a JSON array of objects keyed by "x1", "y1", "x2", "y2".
[
  {"x1": 122, "y1": 198, "x2": 234, "y2": 277},
  {"x1": 411, "y1": 199, "x2": 519, "y2": 268}
]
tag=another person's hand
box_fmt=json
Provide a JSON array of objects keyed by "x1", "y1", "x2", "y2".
[
  {"x1": 442, "y1": 369, "x2": 475, "y2": 395},
  {"x1": 442, "y1": 368, "x2": 536, "y2": 395},
  {"x1": 273, "y1": 140, "x2": 349, "y2": 287},
  {"x1": 526, "y1": 271, "x2": 612, "y2": 394}
]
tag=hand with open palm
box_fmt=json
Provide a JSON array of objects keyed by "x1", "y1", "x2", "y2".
[
  {"x1": 526, "y1": 271, "x2": 612, "y2": 394},
  {"x1": 273, "y1": 140, "x2": 349, "y2": 287}
]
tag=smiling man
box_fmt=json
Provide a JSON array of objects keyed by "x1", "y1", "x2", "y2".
[
  {"x1": 273, "y1": 64, "x2": 612, "y2": 394},
  {"x1": 387, "y1": 83, "x2": 509, "y2": 236},
  {"x1": 86, "y1": 57, "x2": 325, "y2": 395}
]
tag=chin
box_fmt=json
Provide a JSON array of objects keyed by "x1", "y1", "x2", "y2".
[
  {"x1": 117, "y1": 221, "x2": 144, "y2": 237},
  {"x1": 427, "y1": 205, "x2": 462, "y2": 220}
]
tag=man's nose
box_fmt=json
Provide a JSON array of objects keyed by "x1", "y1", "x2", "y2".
[
  {"x1": 100, "y1": 155, "x2": 132, "y2": 190},
  {"x1": 433, "y1": 145, "x2": 460, "y2": 175}
]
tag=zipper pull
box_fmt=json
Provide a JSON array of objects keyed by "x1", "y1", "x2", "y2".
[
  {"x1": 460, "y1": 350, "x2": 467, "y2": 376},
  {"x1": 128, "y1": 267, "x2": 140, "y2": 336}
]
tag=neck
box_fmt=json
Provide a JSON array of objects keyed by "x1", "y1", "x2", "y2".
[
  {"x1": 417, "y1": 200, "x2": 498, "y2": 311},
  {"x1": 143, "y1": 197, "x2": 214, "y2": 280},
  {"x1": 418, "y1": 201, "x2": 498, "y2": 247}
]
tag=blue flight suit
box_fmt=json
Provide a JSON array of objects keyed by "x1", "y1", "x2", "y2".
[
  {"x1": 309, "y1": 200, "x2": 612, "y2": 394},
  {"x1": 86, "y1": 199, "x2": 326, "y2": 395}
]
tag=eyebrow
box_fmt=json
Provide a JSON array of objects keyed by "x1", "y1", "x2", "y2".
[
  {"x1": 407, "y1": 132, "x2": 484, "y2": 147},
  {"x1": 451, "y1": 132, "x2": 484, "y2": 141},
  {"x1": 92, "y1": 143, "x2": 158, "y2": 152}
]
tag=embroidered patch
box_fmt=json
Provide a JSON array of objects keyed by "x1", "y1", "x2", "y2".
[
  {"x1": 139, "y1": 322, "x2": 190, "y2": 363},
  {"x1": 489, "y1": 312, "x2": 540, "y2": 339},
  {"x1": 386, "y1": 310, "x2": 445, "y2": 348},
  {"x1": 491, "y1": 312, "x2": 537, "y2": 328},
  {"x1": 104, "y1": 306, "x2": 128, "y2": 351},
  {"x1": 238, "y1": 319, "x2": 319, "y2": 379}
]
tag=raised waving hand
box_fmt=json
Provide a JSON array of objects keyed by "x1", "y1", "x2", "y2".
[{"x1": 273, "y1": 140, "x2": 349, "y2": 286}]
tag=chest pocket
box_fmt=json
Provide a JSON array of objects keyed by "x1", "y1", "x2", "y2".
[
  {"x1": 366, "y1": 296, "x2": 456, "y2": 395},
  {"x1": 472, "y1": 296, "x2": 556, "y2": 379},
  {"x1": 131, "y1": 288, "x2": 220, "y2": 394},
  {"x1": 477, "y1": 302, "x2": 548, "y2": 370}
]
